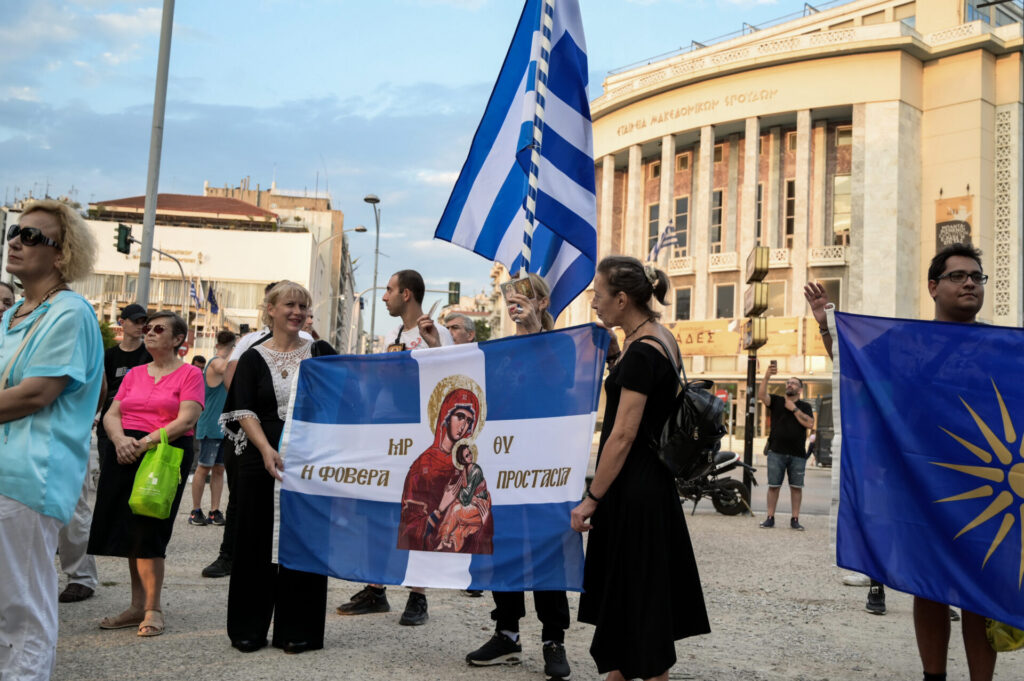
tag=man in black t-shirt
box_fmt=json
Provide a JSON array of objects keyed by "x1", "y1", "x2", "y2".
[
  {"x1": 57, "y1": 303, "x2": 151, "y2": 604},
  {"x1": 757, "y1": 363, "x2": 814, "y2": 531}
]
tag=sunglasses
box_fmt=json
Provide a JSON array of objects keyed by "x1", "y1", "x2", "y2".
[
  {"x1": 141, "y1": 324, "x2": 167, "y2": 335},
  {"x1": 7, "y1": 224, "x2": 61, "y2": 248}
]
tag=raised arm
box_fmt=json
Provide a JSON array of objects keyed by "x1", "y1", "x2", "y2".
[{"x1": 804, "y1": 281, "x2": 833, "y2": 360}]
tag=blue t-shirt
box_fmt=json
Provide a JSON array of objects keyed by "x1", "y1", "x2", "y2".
[
  {"x1": 195, "y1": 362, "x2": 228, "y2": 440},
  {"x1": 0, "y1": 291, "x2": 104, "y2": 523}
]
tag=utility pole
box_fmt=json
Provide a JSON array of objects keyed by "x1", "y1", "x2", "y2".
[{"x1": 135, "y1": 0, "x2": 175, "y2": 307}]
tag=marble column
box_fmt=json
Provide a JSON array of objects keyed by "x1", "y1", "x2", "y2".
[
  {"x1": 811, "y1": 120, "x2": 827, "y2": 248},
  {"x1": 767, "y1": 126, "x2": 782, "y2": 248},
  {"x1": 726, "y1": 133, "x2": 740, "y2": 253},
  {"x1": 853, "y1": 101, "x2": 921, "y2": 317},
  {"x1": 693, "y1": 125, "x2": 714, "y2": 319},
  {"x1": 659, "y1": 135, "x2": 676, "y2": 261},
  {"x1": 792, "y1": 110, "x2": 811, "y2": 317},
  {"x1": 598, "y1": 155, "x2": 615, "y2": 261},
  {"x1": 625, "y1": 144, "x2": 644, "y2": 259},
  {"x1": 739, "y1": 117, "x2": 760, "y2": 266}
]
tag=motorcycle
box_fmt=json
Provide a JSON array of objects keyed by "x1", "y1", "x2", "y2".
[{"x1": 675, "y1": 450, "x2": 757, "y2": 516}]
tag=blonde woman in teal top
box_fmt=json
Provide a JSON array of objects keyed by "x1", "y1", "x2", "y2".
[{"x1": 0, "y1": 199, "x2": 102, "y2": 681}]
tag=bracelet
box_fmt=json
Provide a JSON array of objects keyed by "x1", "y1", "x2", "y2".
[
  {"x1": 819, "y1": 326, "x2": 830, "y2": 335},
  {"x1": 586, "y1": 490, "x2": 601, "y2": 503}
]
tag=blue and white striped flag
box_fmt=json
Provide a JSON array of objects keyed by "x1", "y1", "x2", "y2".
[
  {"x1": 276, "y1": 325, "x2": 609, "y2": 591},
  {"x1": 648, "y1": 222, "x2": 678, "y2": 263},
  {"x1": 190, "y1": 279, "x2": 203, "y2": 310},
  {"x1": 434, "y1": 0, "x2": 596, "y2": 320}
]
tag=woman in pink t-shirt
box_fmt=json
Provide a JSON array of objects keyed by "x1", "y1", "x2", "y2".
[{"x1": 89, "y1": 311, "x2": 204, "y2": 638}]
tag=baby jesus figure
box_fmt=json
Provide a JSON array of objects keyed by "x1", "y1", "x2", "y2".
[{"x1": 435, "y1": 440, "x2": 493, "y2": 554}]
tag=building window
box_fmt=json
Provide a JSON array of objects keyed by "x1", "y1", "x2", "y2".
[
  {"x1": 650, "y1": 161, "x2": 661, "y2": 180},
  {"x1": 673, "y1": 196, "x2": 689, "y2": 257},
  {"x1": 675, "y1": 288, "x2": 692, "y2": 321},
  {"x1": 676, "y1": 153, "x2": 690, "y2": 171},
  {"x1": 784, "y1": 180, "x2": 796, "y2": 249},
  {"x1": 713, "y1": 144, "x2": 724, "y2": 164},
  {"x1": 766, "y1": 281, "x2": 786, "y2": 317},
  {"x1": 756, "y1": 183, "x2": 764, "y2": 246},
  {"x1": 786, "y1": 131, "x2": 798, "y2": 152},
  {"x1": 715, "y1": 284, "x2": 735, "y2": 319},
  {"x1": 647, "y1": 203, "x2": 660, "y2": 257},
  {"x1": 836, "y1": 126, "x2": 853, "y2": 146},
  {"x1": 710, "y1": 190, "x2": 724, "y2": 254},
  {"x1": 821, "y1": 279, "x2": 842, "y2": 309},
  {"x1": 833, "y1": 174, "x2": 851, "y2": 246},
  {"x1": 966, "y1": 0, "x2": 991, "y2": 23},
  {"x1": 759, "y1": 137, "x2": 765, "y2": 155}
]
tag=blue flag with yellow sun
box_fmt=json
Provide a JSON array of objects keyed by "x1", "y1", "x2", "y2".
[{"x1": 833, "y1": 311, "x2": 1024, "y2": 628}]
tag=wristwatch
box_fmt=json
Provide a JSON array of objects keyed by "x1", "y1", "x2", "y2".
[{"x1": 143, "y1": 435, "x2": 154, "y2": 448}]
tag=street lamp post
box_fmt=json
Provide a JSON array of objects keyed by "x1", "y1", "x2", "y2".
[{"x1": 364, "y1": 194, "x2": 382, "y2": 349}]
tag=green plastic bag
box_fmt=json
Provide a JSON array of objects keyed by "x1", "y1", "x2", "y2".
[{"x1": 128, "y1": 428, "x2": 183, "y2": 519}]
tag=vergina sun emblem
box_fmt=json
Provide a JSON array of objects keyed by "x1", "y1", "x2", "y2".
[{"x1": 933, "y1": 379, "x2": 1024, "y2": 587}]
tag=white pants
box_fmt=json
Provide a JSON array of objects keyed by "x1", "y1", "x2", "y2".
[
  {"x1": 57, "y1": 447, "x2": 98, "y2": 589},
  {"x1": 0, "y1": 495, "x2": 62, "y2": 681}
]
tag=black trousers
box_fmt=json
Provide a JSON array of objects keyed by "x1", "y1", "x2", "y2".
[
  {"x1": 226, "y1": 449, "x2": 327, "y2": 648},
  {"x1": 216, "y1": 448, "x2": 239, "y2": 562},
  {"x1": 491, "y1": 590, "x2": 570, "y2": 643}
]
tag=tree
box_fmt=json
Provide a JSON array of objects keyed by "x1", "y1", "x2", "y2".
[
  {"x1": 474, "y1": 318, "x2": 491, "y2": 342},
  {"x1": 99, "y1": 320, "x2": 117, "y2": 349}
]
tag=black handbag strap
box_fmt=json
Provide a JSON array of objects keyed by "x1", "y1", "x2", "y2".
[{"x1": 634, "y1": 334, "x2": 687, "y2": 390}]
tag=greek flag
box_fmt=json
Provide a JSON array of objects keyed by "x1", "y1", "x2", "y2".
[
  {"x1": 276, "y1": 325, "x2": 609, "y2": 591},
  {"x1": 648, "y1": 222, "x2": 678, "y2": 263},
  {"x1": 190, "y1": 279, "x2": 203, "y2": 310},
  {"x1": 434, "y1": 0, "x2": 596, "y2": 320}
]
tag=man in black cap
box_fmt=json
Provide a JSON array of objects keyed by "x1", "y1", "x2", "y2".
[{"x1": 57, "y1": 304, "x2": 151, "y2": 603}]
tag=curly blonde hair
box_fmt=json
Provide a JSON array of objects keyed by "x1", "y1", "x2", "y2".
[
  {"x1": 261, "y1": 280, "x2": 312, "y2": 327},
  {"x1": 21, "y1": 199, "x2": 97, "y2": 283}
]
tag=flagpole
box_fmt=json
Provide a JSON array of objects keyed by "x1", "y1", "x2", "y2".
[{"x1": 520, "y1": 0, "x2": 555, "y2": 279}]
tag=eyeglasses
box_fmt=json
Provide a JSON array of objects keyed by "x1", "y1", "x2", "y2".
[
  {"x1": 7, "y1": 224, "x2": 61, "y2": 248},
  {"x1": 141, "y1": 324, "x2": 167, "y2": 335},
  {"x1": 936, "y1": 271, "x2": 988, "y2": 285}
]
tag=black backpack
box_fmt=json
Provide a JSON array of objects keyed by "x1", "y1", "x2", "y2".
[{"x1": 636, "y1": 335, "x2": 727, "y2": 479}]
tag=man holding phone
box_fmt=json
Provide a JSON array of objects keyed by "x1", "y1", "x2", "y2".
[{"x1": 758, "y1": 360, "x2": 815, "y2": 530}]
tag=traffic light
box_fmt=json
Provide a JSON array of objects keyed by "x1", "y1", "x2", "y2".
[
  {"x1": 448, "y1": 281, "x2": 461, "y2": 306},
  {"x1": 114, "y1": 223, "x2": 132, "y2": 254}
]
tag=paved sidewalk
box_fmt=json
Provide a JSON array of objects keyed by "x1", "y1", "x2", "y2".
[{"x1": 51, "y1": 499, "x2": 1000, "y2": 681}]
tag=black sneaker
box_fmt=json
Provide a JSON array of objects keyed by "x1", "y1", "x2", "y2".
[
  {"x1": 865, "y1": 585, "x2": 886, "y2": 615},
  {"x1": 189, "y1": 508, "x2": 208, "y2": 526},
  {"x1": 543, "y1": 641, "x2": 571, "y2": 679},
  {"x1": 465, "y1": 589, "x2": 484, "y2": 597},
  {"x1": 336, "y1": 586, "x2": 390, "y2": 616},
  {"x1": 207, "y1": 510, "x2": 225, "y2": 526},
  {"x1": 466, "y1": 633, "x2": 522, "y2": 666},
  {"x1": 759, "y1": 516, "x2": 775, "y2": 529},
  {"x1": 201, "y1": 556, "x2": 231, "y2": 578},
  {"x1": 949, "y1": 607, "x2": 961, "y2": 622},
  {"x1": 790, "y1": 517, "x2": 805, "y2": 531},
  {"x1": 399, "y1": 592, "x2": 428, "y2": 626}
]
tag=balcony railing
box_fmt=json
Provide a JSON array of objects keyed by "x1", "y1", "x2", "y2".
[
  {"x1": 667, "y1": 255, "x2": 694, "y2": 275},
  {"x1": 769, "y1": 248, "x2": 790, "y2": 268},
  {"x1": 808, "y1": 245, "x2": 847, "y2": 266},
  {"x1": 708, "y1": 251, "x2": 739, "y2": 272}
]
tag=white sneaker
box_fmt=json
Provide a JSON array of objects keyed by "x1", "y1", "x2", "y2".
[{"x1": 842, "y1": 573, "x2": 871, "y2": 587}]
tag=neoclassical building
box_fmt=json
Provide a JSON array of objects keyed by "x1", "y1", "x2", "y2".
[{"x1": 565, "y1": 0, "x2": 1022, "y2": 419}]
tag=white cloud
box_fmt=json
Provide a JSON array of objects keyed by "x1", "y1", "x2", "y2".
[
  {"x1": 5, "y1": 86, "x2": 38, "y2": 102},
  {"x1": 93, "y1": 7, "x2": 162, "y2": 38},
  {"x1": 414, "y1": 169, "x2": 459, "y2": 186}
]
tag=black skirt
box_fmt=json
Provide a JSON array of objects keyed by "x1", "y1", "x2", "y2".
[{"x1": 88, "y1": 429, "x2": 193, "y2": 559}]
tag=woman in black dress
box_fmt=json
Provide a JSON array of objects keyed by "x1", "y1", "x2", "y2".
[
  {"x1": 572, "y1": 256, "x2": 710, "y2": 681},
  {"x1": 219, "y1": 281, "x2": 335, "y2": 654}
]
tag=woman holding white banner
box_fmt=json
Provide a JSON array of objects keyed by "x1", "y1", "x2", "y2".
[
  {"x1": 465, "y1": 272, "x2": 572, "y2": 681},
  {"x1": 219, "y1": 281, "x2": 335, "y2": 655},
  {"x1": 573, "y1": 256, "x2": 710, "y2": 681}
]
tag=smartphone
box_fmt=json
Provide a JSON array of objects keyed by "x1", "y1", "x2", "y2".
[{"x1": 770, "y1": 360, "x2": 778, "y2": 371}]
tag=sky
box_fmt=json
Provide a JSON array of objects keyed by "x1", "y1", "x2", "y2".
[{"x1": 1, "y1": 0, "x2": 813, "y2": 335}]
